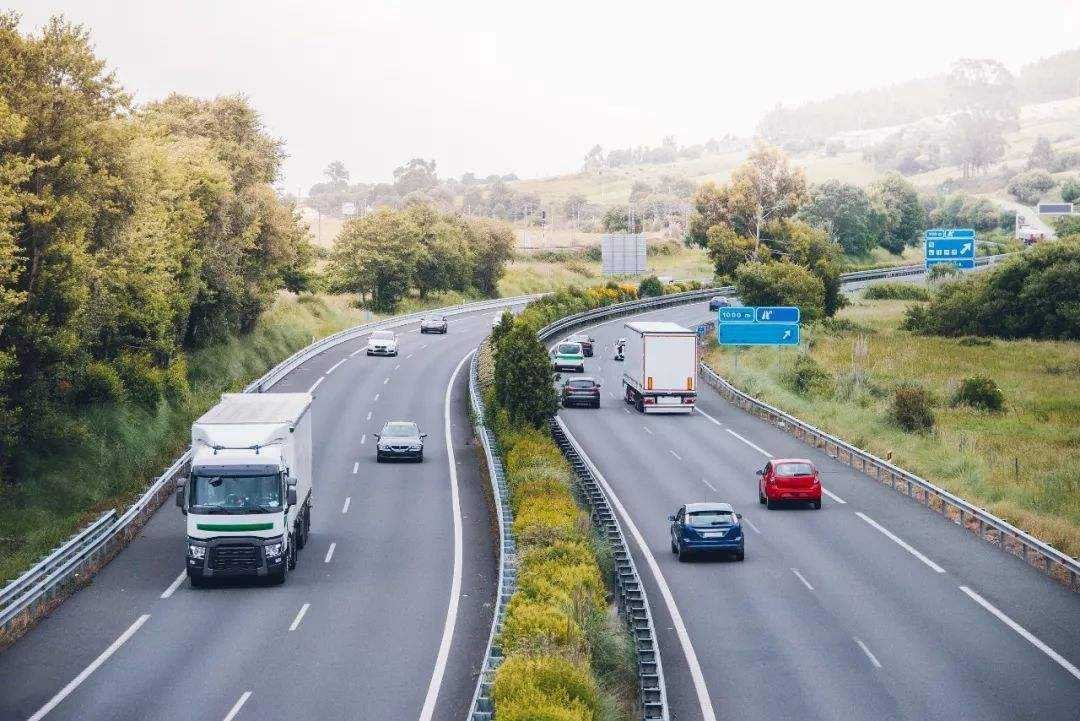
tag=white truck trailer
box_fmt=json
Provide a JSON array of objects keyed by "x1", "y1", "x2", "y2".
[
  {"x1": 177, "y1": 393, "x2": 313, "y2": 586},
  {"x1": 622, "y1": 321, "x2": 697, "y2": 414}
]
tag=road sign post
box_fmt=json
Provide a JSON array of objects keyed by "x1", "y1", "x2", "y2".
[{"x1": 924, "y1": 228, "x2": 975, "y2": 270}]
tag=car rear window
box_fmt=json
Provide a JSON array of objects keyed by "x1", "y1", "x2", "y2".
[
  {"x1": 568, "y1": 380, "x2": 595, "y2": 388},
  {"x1": 775, "y1": 462, "x2": 814, "y2": 476},
  {"x1": 687, "y1": 511, "x2": 736, "y2": 527},
  {"x1": 557, "y1": 343, "x2": 581, "y2": 355}
]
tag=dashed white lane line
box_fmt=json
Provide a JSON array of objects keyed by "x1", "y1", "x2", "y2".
[
  {"x1": 366, "y1": 411, "x2": 372, "y2": 421},
  {"x1": 394, "y1": 364, "x2": 401, "y2": 370},
  {"x1": 643, "y1": 426, "x2": 653, "y2": 435},
  {"x1": 623, "y1": 408, "x2": 631, "y2": 414},
  {"x1": 420, "y1": 343, "x2": 428, "y2": 349},
  {"x1": 324, "y1": 543, "x2": 336, "y2": 563},
  {"x1": 741, "y1": 516, "x2": 762, "y2": 534},
  {"x1": 160, "y1": 571, "x2": 186, "y2": 599},
  {"x1": 407, "y1": 353, "x2": 414, "y2": 359},
  {"x1": 699, "y1": 478, "x2": 718, "y2": 493},
  {"x1": 352, "y1": 461, "x2": 359, "y2": 473},
  {"x1": 791, "y1": 568, "x2": 815, "y2": 591},
  {"x1": 288, "y1": 603, "x2": 310, "y2": 632},
  {"x1": 27, "y1": 614, "x2": 151, "y2": 721},
  {"x1": 383, "y1": 377, "x2": 390, "y2": 385},
  {"x1": 608, "y1": 391, "x2": 616, "y2": 398},
  {"x1": 326, "y1": 358, "x2": 346, "y2": 374},
  {"x1": 222, "y1": 691, "x2": 252, "y2": 721},
  {"x1": 360, "y1": 434, "x2": 366, "y2": 445},
  {"x1": 694, "y1": 406, "x2": 724, "y2": 427},
  {"x1": 822, "y1": 487, "x2": 847, "y2": 504},
  {"x1": 670, "y1": 449, "x2": 682, "y2": 461},
  {"x1": 350, "y1": 348, "x2": 363, "y2": 357},
  {"x1": 307, "y1": 377, "x2": 324, "y2": 393},
  {"x1": 341, "y1": 497, "x2": 351, "y2": 514},
  {"x1": 854, "y1": 638, "x2": 883, "y2": 669},
  {"x1": 959, "y1": 585, "x2": 1080, "y2": 681},
  {"x1": 856, "y1": 512, "x2": 946, "y2": 574},
  {"x1": 725, "y1": 428, "x2": 772, "y2": 457},
  {"x1": 374, "y1": 393, "x2": 380, "y2": 402}
]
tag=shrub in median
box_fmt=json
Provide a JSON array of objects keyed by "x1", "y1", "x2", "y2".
[
  {"x1": 492, "y1": 655, "x2": 599, "y2": 721},
  {"x1": 952, "y1": 375, "x2": 1004, "y2": 412},
  {"x1": 888, "y1": 382, "x2": 935, "y2": 431}
]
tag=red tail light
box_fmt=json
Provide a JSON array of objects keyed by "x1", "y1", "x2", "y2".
[
  {"x1": 644, "y1": 397, "x2": 656, "y2": 404},
  {"x1": 682, "y1": 396, "x2": 695, "y2": 404}
]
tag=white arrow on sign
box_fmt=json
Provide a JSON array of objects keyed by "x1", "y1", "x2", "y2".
[
  {"x1": 782, "y1": 329, "x2": 792, "y2": 340},
  {"x1": 961, "y1": 243, "x2": 971, "y2": 254}
]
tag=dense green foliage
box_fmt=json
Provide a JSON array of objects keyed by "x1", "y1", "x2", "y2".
[
  {"x1": 952, "y1": 375, "x2": 1004, "y2": 412},
  {"x1": 1008, "y1": 169, "x2": 1055, "y2": 205},
  {"x1": 734, "y1": 262, "x2": 826, "y2": 320},
  {"x1": 863, "y1": 283, "x2": 931, "y2": 301},
  {"x1": 0, "y1": 15, "x2": 312, "y2": 481},
  {"x1": 1061, "y1": 178, "x2": 1080, "y2": 205},
  {"x1": 889, "y1": 383, "x2": 935, "y2": 431},
  {"x1": 868, "y1": 173, "x2": 925, "y2": 254},
  {"x1": 493, "y1": 323, "x2": 559, "y2": 428},
  {"x1": 902, "y1": 240, "x2": 1080, "y2": 340},
  {"x1": 637, "y1": 275, "x2": 663, "y2": 297},
  {"x1": 799, "y1": 180, "x2": 874, "y2": 255}
]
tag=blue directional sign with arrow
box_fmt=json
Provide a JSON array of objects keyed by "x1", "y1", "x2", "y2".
[
  {"x1": 718, "y1": 305, "x2": 801, "y2": 346},
  {"x1": 925, "y1": 228, "x2": 975, "y2": 270}
]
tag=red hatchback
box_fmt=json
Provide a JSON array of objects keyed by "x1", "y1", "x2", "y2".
[{"x1": 758, "y1": 458, "x2": 821, "y2": 509}]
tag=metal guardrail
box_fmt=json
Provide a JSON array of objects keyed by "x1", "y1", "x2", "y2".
[
  {"x1": 465, "y1": 350, "x2": 518, "y2": 721},
  {"x1": 0, "y1": 294, "x2": 540, "y2": 646},
  {"x1": 698, "y1": 363, "x2": 1080, "y2": 592}
]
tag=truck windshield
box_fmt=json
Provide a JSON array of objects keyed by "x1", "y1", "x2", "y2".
[{"x1": 189, "y1": 474, "x2": 283, "y2": 514}]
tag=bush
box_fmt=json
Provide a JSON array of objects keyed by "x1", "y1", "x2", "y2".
[
  {"x1": 74, "y1": 362, "x2": 126, "y2": 404},
  {"x1": 1061, "y1": 177, "x2": 1080, "y2": 205},
  {"x1": 501, "y1": 597, "x2": 585, "y2": 656},
  {"x1": 116, "y1": 353, "x2": 165, "y2": 408},
  {"x1": 952, "y1": 375, "x2": 1004, "y2": 411},
  {"x1": 888, "y1": 382, "x2": 935, "y2": 431},
  {"x1": 492, "y1": 655, "x2": 599, "y2": 721},
  {"x1": 734, "y1": 261, "x2": 826, "y2": 320},
  {"x1": 1007, "y1": 169, "x2": 1055, "y2": 205},
  {"x1": 863, "y1": 282, "x2": 931, "y2": 301},
  {"x1": 782, "y1": 354, "x2": 833, "y2": 396},
  {"x1": 926, "y1": 263, "x2": 960, "y2": 282},
  {"x1": 637, "y1": 275, "x2": 663, "y2": 297}
]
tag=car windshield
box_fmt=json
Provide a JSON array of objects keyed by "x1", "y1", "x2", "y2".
[
  {"x1": 776, "y1": 462, "x2": 814, "y2": 476},
  {"x1": 372, "y1": 331, "x2": 394, "y2": 340},
  {"x1": 557, "y1": 343, "x2": 581, "y2": 355},
  {"x1": 382, "y1": 422, "x2": 418, "y2": 437},
  {"x1": 424, "y1": 317, "x2": 444, "y2": 322},
  {"x1": 568, "y1": 380, "x2": 595, "y2": 388},
  {"x1": 687, "y1": 510, "x2": 736, "y2": 527},
  {"x1": 189, "y1": 474, "x2": 282, "y2": 514}
]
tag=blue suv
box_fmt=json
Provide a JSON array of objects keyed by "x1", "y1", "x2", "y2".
[{"x1": 669, "y1": 502, "x2": 744, "y2": 561}]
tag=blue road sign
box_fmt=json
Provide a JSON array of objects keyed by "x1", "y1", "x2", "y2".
[
  {"x1": 718, "y1": 306, "x2": 755, "y2": 323},
  {"x1": 696, "y1": 323, "x2": 708, "y2": 337},
  {"x1": 718, "y1": 323, "x2": 800, "y2": 346},
  {"x1": 924, "y1": 228, "x2": 975, "y2": 240},
  {"x1": 925, "y1": 232, "x2": 975, "y2": 270},
  {"x1": 755, "y1": 306, "x2": 800, "y2": 323}
]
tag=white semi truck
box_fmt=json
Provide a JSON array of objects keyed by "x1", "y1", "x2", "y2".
[
  {"x1": 622, "y1": 321, "x2": 697, "y2": 414},
  {"x1": 176, "y1": 393, "x2": 313, "y2": 586}
]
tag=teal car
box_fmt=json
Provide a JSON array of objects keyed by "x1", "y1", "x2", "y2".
[{"x1": 552, "y1": 341, "x2": 586, "y2": 373}]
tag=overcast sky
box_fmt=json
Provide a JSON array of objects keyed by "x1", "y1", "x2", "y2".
[{"x1": 11, "y1": 1, "x2": 1080, "y2": 191}]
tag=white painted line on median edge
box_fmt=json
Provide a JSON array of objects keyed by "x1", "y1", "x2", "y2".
[
  {"x1": 28, "y1": 614, "x2": 151, "y2": 721},
  {"x1": 741, "y1": 516, "x2": 761, "y2": 534},
  {"x1": 307, "y1": 377, "x2": 324, "y2": 393},
  {"x1": 856, "y1": 512, "x2": 946, "y2": 574},
  {"x1": 324, "y1": 543, "x2": 336, "y2": 563},
  {"x1": 669, "y1": 449, "x2": 682, "y2": 461},
  {"x1": 222, "y1": 691, "x2": 252, "y2": 721},
  {"x1": 643, "y1": 426, "x2": 653, "y2": 435},
  {"x1": 854, "y1": 638, "x2": 883, "y2": 669},
  {"x1": 326, "y1": 358, "x2": 346, "y2": 374},
  {"x1": 288, "y1": 603, "x2": 310, "y2": 632},
  {"x1": 160, "y1": 571, "x2": 186, "y2": 599},
  {"x1": 822, "y1": 487, "x2": 847, "y2": 504},
  {"x1": 342, "y1": 497, "x2": 351, "y2": 514},
  {"x1": 694, "y1": 406, "x2": 724, "y2": 427},
  {"x1": 569, "y1": 429, "x2": 718, "y2": 721},
  {"x1": 352, "y1": 461, "x2": 359, "y2": 473},
  {"x1": 366, "y1": 411, "x2": 372, "y2": 421},
  {"x1": 791, "y1": 568, "x2": 815, "y2": 591},
  {"x1": 959, "y1": 585, "x2": 1080, "y2": 681},
  {"x1": 417, "y1": 349, "x2": 471, "y2": 721},
  {"x1": 725, "y1": 429, "x2": 772, "y2": 457}
]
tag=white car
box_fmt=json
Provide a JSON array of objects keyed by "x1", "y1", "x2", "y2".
[{"x1": 366, "y1": 330, "x2": 399, "y2": 356}]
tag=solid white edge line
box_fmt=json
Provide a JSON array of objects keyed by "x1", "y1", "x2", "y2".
[
  {"x1": 417, "y1": 349, "x2": 471, "y2": 721},
  {"x1": 27, "y1": 614, "x2": 151, "y2": 721},
  {"x1": 324, "y1": 543, "x2": 336, "y2": 563},
  {"x1": 791, "y1": 568, "x2": 815, "y2": 591},
  {"x1": 821, "y1": 487, "x2": 847, "y2": 504},
  {"x1": 288, "y1": 603, "x2": 310, "y2": 632},
  {"x1": 565, "y1": 424, "x2": 718, "y2": 721},
  {"x1": 694, "y1": 406, "x2": 724, "y2": 427},
  {"x1": 854, "y1": 638, "x2": 883, "y2": 669},
  {"x1": 958, "y1": 585, "x2": 1080, "y2": 681},
  {"x1": 341, "y1": 497, "x2": 351, "y2": 514},
  {"x1": 160, "y1": 571, "x2": 186, "y2": 599},
  {"x1": 222, "y1": 691, "x2": 252, "y2": 721},
  {"x1": 725, "y1": 428, "x2": 772, "y2": 457},
  {"x1": 307, "y1": 377, "x2": 324, "y2": 393},
  {"x1": 326, "y1": 358, "x2": 346, "y2": 374},
  {"x1": 855, "y1": 512, "x2": 946, "y2": 573},
  {"x1": 352, "y1": 461, "x2": 359, "y2": 473}
]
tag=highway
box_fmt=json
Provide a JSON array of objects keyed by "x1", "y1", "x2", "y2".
[
  {"x1": 556, "y1": 299, "x2": 1080, "y2": 721},
  {"x1": 0, "y1": 304, "x2": 523, "y2": 721}
]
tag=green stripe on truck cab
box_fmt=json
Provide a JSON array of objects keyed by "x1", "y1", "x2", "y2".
[{"x1": 196, "y1": 522, "x2": 274, "y2": 531}]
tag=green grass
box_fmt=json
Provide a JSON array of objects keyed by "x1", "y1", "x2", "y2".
[
  {"x1": 704, "y1": 297, "x2": 1080, "y2": 558},
  {"x1": 842, "y1": 245, "x2": 924, "y2": 271},
  {"x1": 0, "y1": 289, "x2": 480, "y2": 582}
]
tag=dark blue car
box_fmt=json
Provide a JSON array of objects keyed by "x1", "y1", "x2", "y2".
[{"x1": 669, "y1": 502, "x2": 744, "y2": 561}]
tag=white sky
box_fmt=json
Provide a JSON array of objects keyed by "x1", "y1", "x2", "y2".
[{"x1": 11, "y1": 1, "x2": 1080, "y2": 190}]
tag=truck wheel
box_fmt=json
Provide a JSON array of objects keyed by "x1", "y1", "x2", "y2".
[
  {"x1": 297, "y1": 507, "x2": 309, "y2": 549},
  {"x1": 288, "y1": 535, "x2": 298, "y2": 570},
  {"x1": 636, "y1": 397, "x2": 645, "y2": 413},
  {"x1": 187, "y1": 570, "x2": 206, "y2": 589}
]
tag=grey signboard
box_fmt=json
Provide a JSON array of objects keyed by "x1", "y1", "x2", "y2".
[{"x1": 601, "y1": 233, "x2": 647, "y2": 275}]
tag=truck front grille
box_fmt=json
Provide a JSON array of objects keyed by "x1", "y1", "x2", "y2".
[{"x1": 210, "y1": 543, "x2": 260, "y2": 571}]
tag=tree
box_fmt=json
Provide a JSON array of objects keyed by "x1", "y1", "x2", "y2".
[
  {"x1": 869, "y1": 173, "x2": 925, "y2": 254},
  {"x1": 1061, "y1": 178, "x2": 1080, "y2": 205},
  {"x1": 637, "y1": 276, "x2": 663, "y2": 297},
  {"x1": 467, "y1": 218, "x2": 515, "y2": 296},
  {"x1": 602, "y1": 205, "x2": 642, "y2": 233},
  {"x1": 764, "y1": 219, "x2": 846, "y2": 317},
  {"x1": 392, "y1": 158, "x2": 438, "y2": 195},
  {"x1": 729, "y1": 144, "x2": 808, "y2": 255},
  {"x1": 799, "y1": 180, "x2": 873, "y2": 255},
  {"x1": 945, "y1": 59, "x2": 1018, "y2": 177},
  {"x1": 1007, "y1": 170, "x2": 1054, "y2": 205},
  {"x1": 327, "y1": 208, "x2": 419, "y2": 311},
  {"x1": 563, "y1": 193, "x2": 588, "y2": 220},
  {"x1": 1027, "y1": 136, "x2": 1055, "y2": 169},
  {"x1": 734, "y1": 262, "x2": 826, "y2": 321},
  {"x1": 493, "y1": 322, "x2": 558, "y2": 427},
  {"x1": 706, "y1": 225, "x2": 756, "y2": 278},
  {"x1": 324, "y1": 160, "x2": 349, "y2": 184}
]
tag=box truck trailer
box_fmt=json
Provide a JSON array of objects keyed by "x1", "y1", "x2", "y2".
[
  {"x1": 622, "y1": 321, "x2": 697, "y2": 414},
  {"x1": 176, "y1": 393, "x2": 313, "y2": 586}
]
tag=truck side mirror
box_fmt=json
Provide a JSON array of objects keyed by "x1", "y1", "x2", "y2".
[{"x1": 287, "y1": 488, "x2": 298, "y2": 507}]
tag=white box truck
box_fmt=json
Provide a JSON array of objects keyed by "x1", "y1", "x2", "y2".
[
  {"x1": 176, "y1": 393, "x2": 313, "y2": 586},
  {"x1": 622, "y1": 321, "x2": 697, "y2": 414}
]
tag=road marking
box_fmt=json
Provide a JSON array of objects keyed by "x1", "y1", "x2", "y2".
[
  {"x1": 288, "y1": 603, "x2": 310, "y2": 631},
  {"x1": 342, "y1": 497, "x2": 351, "y2": 514},
  {"x1": 643, "y1": 426, "x2": 653, "y2": 435},
  {"x1": 366, "y1": 411, "x2": 372, "y2": 421},
  {"x1": 694, "y1": 406, "x2": 724, "y2": 427},
  {"x1": 360, "y1": 434, "x2": 366, "y2": 445},
  {"x1": 394, "y1": 364, "x2": 401, "y2": 370},
  {"x1": 352, "y1": 461, "x2": 359, "y2": 473},
  {"x1": 421, "y1": 343, "x2": 428, "y2": 349},
  {"x1": 374, "y1": 393, "x2": 380, "y2": 402},
  {"x1": 350, "y1": 348, "x2": 363, "y2": 357},
  {"x1": 699, "y1": 478, "x2": 718, "y2": 493},
  {"x1": 959, "y1": 585, "x2": 1080, "y2": 681},
  {"x1": 623, "y1": 408, "x2": 631, "y2": 414},
  {"x1": 791, "y1": 568, "x2": 815, "y2": 591},
  {"x1": 725, "y1": 429, "x2": 771, "y2": 457},
  {"x1": 854, "y1": 638, "x2": 883, "y2": 669},
  {"x1": 669, "y1": 449, "x2": 682, "y2": 461},
  {"x1": 324, "y1": 543, "x2": 336, "y2": 563},
  {"x1": 856, "y1": 512, "x2": 945, "y2": 574},
  {"x1": 160, "y1": 571, "x2": 186, "y2": 599},
  {"x1": 407, "y1": 353, "x2": 414, "y2": 359},
  {"x1": 28, "y1": 614, "x2": 151, "y2": 721},
  {"x1": 609, "y1": 391, "x2": 616, "y2": 398},
  {"x1": 822, "y1": 487, "x2": 847, "y2": 504},
  {"x1": 383, "y1": 377, "x2": 389, "y2": 384},
  {"x1": 326, "y1": 358, "x2": 346, "y2": 374},
  {"x1": 741, "y1": 516, "x2": 762, "y2": 534},
  {"x1": 222, "y1": 691, "x2": 252, "y2": 721},
  {"x1": 307, "y1": 377, "x2": 324, "y2": 393},
  {"x1": 417, "y1": 349, "x2": 471, "y2": 721},
  {"x1": 568, "y1": 429, "x2": 718, "y2": 721}
]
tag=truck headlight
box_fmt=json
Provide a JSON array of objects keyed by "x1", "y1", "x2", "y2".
[
  {"x1": 264, "y1": 542, "x2": 284, "y2": 559},
  {"x1": 187, "y1": 544, "x2": 205, "y2": 560}
]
